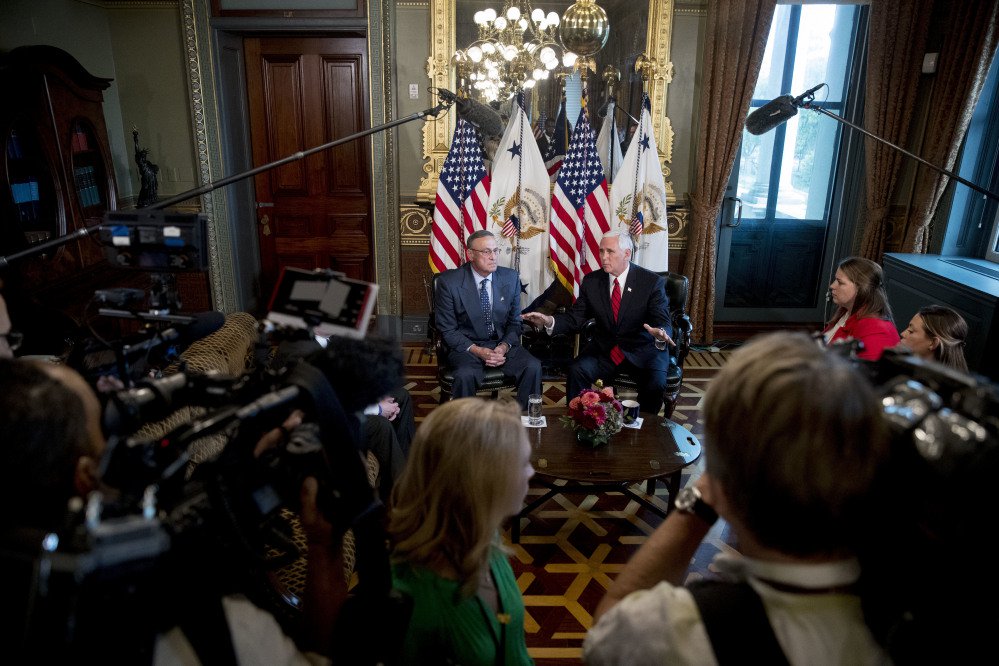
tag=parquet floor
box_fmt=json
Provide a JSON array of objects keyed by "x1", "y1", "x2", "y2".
[{"x1": 402, "y1": 346, "x2": 738, "y2": 664}]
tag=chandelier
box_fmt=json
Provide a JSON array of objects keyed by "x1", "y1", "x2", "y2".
[{"x1": 453, "y1": 2, "x2": 579, "y2": 103}]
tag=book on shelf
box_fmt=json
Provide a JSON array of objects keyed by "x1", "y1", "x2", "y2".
[{"x1": 71, "y1": 125, "x2": 92, "y2": 153}]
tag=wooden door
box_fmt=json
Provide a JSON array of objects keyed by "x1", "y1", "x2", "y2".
[{"x1": 244, "y1": 36, "x2": 372, "y2": 301}]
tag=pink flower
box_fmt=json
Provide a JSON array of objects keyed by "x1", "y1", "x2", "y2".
[
  {"x1": 581, "y1": 391, "x2": 600, "y2": 407},
  {"x1": 600, "y1": 386, "x2": 615, "y2": 399},
  {"x1": 569, "y1": 396, "x2": 582, "y2": 411}
]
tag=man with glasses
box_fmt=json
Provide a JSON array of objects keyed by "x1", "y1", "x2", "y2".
[{"x1": 434, "y1": 230, "x2": 541, "y2": 410}]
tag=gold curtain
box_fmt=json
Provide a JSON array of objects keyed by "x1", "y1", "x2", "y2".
[
  {"x1": 901, "y1": 0, "x2": 999, "y2": 253},
  {"x1": 859, "y1": 0, "x2": 933, "y2": 261},
  {"x1": 684, "y1": 0, "x2": 776, "y2": 344}
]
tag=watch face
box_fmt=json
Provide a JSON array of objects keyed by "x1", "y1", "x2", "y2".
[{"x1": 676, "y1": 487, "x2": 699, "y2": 511}]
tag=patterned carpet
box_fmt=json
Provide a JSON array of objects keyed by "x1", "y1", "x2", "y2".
[{"x1": 401, "y1": 346, "x2": 737, "y2": 664}]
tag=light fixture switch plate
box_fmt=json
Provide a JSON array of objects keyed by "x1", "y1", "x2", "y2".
[{"x1": 408, "y1": 83, "x2": 419, "y2": 99}]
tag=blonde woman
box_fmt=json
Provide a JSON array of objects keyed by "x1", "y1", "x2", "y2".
[
  {"x1": 899, "y1": 305, "x2": 969, "y2": 372},
  {"x1": 389, "y1": 398, "x2": 534, "y2": 665}
]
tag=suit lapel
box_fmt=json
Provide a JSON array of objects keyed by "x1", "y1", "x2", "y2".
[
  {"x1": 617, "y1": 264, "x2": 641, "y2": 326},
  {"x1": 460, "y1": 265, "x2": 487, "y2": 339}
]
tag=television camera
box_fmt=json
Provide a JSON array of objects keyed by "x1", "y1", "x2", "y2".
[
  {"x1": 2, "y1": 263, "x2": 406, "y2": 664},
  {"x1": 833, "y1": 343, "x2": 999, "y2": 662}
]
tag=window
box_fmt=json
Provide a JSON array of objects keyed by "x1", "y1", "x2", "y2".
[
  {"x1": 715, "y1": 3, "x2": 863, "y2": 319},
  {"x1": 942, "y1": 49, "x2": 999, "y2": 262}
]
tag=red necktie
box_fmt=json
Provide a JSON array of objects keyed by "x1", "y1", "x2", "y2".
[{"x1": 610, "y1": 278, "x2": 624, "y2": 365}]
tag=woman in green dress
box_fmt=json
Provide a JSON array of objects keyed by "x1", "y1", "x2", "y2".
[{"x1": 388, "y1": 398, "x2": 535, "y2": 665}]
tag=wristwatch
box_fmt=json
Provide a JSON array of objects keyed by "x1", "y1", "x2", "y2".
[{"x1": 674, "y1": 486, "x2": 718, "y2": 525}]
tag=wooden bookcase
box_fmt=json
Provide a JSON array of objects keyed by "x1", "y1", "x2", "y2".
[{"x1": 0, "y1": 46, "x2": 155, "y2": 354}]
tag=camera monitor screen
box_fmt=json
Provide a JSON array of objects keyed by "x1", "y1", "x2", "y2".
[
  {"x1": 267, "y1": 266, "x2": 379, "y2": 339},
  {"x1": 100, "y1": 211, "x2": 209, "y2": 272}
]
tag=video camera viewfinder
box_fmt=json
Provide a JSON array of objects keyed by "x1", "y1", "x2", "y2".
[{"x1": 266, "y1": 266, "x2": 378, "y2": 339}]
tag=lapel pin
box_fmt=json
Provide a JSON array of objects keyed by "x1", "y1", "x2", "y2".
[
  {"x1": 500, "y1": 296, "x2": 505, "y2": 301},
  {"x1": 627, "y1": 287, "x2": 633, "y2": 292}
]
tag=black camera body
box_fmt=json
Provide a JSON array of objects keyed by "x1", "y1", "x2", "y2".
[
  {"x1": 851, "y1": 348, "x2": 999, "y2": 662},
  {"x1": 4, "y1": 327, "x2": 405, "y2": 663}
]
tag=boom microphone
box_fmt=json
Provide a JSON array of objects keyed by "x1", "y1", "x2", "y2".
[
  {"x1": 745, "y1": 95, "x2": 797, "y2": 136},
  {"x1": 436, "y1": 88, "x2": 505, "y2": 139},
  {"x1": 745, "y1": 83, "x2": 826, "y2": 136}
]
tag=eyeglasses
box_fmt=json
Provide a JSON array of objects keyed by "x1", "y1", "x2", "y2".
[{"x1": 470, "y1": 247, "x2": 502, "y2": 256}]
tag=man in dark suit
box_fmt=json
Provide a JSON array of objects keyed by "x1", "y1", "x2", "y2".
[
  {"x1": 434, "y1": 230, "x2": 542, "y2": 410},
  {"x1": 524, "y1": 232, "x2": 673, "y2": 414}
]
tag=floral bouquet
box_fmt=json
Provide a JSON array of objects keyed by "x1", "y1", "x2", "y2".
[{"x1": 560, "y1": 384, "x2": 624, "y2": 447}]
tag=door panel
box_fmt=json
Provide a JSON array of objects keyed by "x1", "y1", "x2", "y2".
[
  {"x1": 245, "y1": 36, "x2": 372, "y2": 299},
  {"x1": 715, "y1": 4, "x2": 863, "y2": 324}
]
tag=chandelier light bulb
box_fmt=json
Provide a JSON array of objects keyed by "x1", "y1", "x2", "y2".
[
  {"x1": 562, "y1": 52, "x2": 578, "y2": 67},
  {"x1": 538, "y1": 18, "x2": 549, "y2": 30},
  {"x1": 482, "y1": 42, "x2": 496, "y2": 54},
  {"x1": 524, "y1": 79, "x2": 536, "y2": 89},
  {"x1": 474, "y1": 11, "x2": 485, "y2": 25},
  {"x1": 540, "y1": 46, "x2": 556, "y2": 62},
  {"x1": 533, "y1": 68, "x2": 544, "y2": 80},
  {"x1": 482, "y1": 8, "x2": 497, "y2": 22},
  {"x1": 506, "y1": 6, "x2": 520, "y2": 21},
  {"x1": 468, "y1": 46, "x2": 483, "y2": 62},
  {"x1": 503, "y1": 45, "x2": 517, "y2": 61},
  {"x1": 494, "y1": 16, "x2": 507, "y2": 30},
  {"x1": 541, "y1": 69, "x2": 550, "y2": 79},
  {"x1": 518, "y1": 17, "x2": 529, "y2": 30},
  {"x1": 547, "y1": 12, "x2": 560, "y2": 26},
  {"x1": 532, "y1": 8, "x2": 545, "y2": 22}
]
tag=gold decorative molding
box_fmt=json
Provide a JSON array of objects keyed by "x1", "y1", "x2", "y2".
[
  {"x1": 417, "y1": 0, "x2": 455, "y2": 203},
  {"x1": 182, "y1": 0, "x2": 236, "y2": 312},
  {"x1": 400, "y1": 204, "x2": 433, "y2": 246},
  {"x1": 667, "y1": 205, "x2": 688, "y2": 251},
  {"x1": 419, "y1": 0, "x2": 677, "y2": 207}
]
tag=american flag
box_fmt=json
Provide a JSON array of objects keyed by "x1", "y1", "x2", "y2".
[
  {"x1": 631, "y1": 210, "x2": 644, "y2": 236},
  {"x1": 549, "y1": 107, "x2": 610, "y2": 298},
  {"x1": 544, "y1": 104, "x2": 568, "y2": 181},
  {"x1": 428, "y1": 119, "x2": 491, "y2": 273}
]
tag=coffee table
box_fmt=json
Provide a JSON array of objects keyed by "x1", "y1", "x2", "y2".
[{"x1": 513, "y1": 407, "x2": 702, "y2": 543}]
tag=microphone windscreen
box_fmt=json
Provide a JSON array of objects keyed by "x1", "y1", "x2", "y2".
[
  {"x1": 177, "y1": 311, "x2": 225, "y2": 348},
  {"x1": 745, "y1": 95, "x2": 797, "y2": 136},
  {"x1": 456, "y1": 98, "x2": 505, "y2": 139}
]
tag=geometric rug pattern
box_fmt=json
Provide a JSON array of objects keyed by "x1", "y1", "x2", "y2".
[{"x1": 402, "y1": 346, "x2": 737, "y2": 664}]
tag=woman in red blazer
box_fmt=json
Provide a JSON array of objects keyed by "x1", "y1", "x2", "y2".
[{"x1": 823, "y1": 257, "x2": 900, "y2": 361}]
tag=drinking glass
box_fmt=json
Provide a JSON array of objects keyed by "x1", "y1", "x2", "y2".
[{"x1": 528, "y1": 393, "x2": 543, "y2": 426}]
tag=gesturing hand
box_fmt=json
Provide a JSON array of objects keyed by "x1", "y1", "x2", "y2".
[{"x1": 643, "y1": 323, "x2": 675, "y2": 348}]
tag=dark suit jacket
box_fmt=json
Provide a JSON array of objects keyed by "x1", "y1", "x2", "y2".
[
  {"x1": 553, "y1": 263, "x2": 672, "y2": 371},
  {"x1": 435, "y1": 264, "x2": 524, "y2": 353}
]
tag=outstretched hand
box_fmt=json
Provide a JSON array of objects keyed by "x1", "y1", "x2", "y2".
[
  {"x1": 522, "y1": 312, "x2": 552, "y2": 330},
  {"x1": 643, "y1": 323, "x2": 675, "y2": 348}
]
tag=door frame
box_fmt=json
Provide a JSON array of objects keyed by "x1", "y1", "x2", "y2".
[
  {"x1": 179, "y1": 0, "x2": 399, "y2": 327},
  {"x1": 713, "y1": 4, "x2": 869, "y2": 325}
]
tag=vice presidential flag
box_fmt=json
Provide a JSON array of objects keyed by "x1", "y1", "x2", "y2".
[
  {"x1": 544, "y1": 103, "x2": 568, "y2": 181},
  {"x1": 487, "y1": 93, "x2": 552, "y2": 305},
  {"x1": 596, "y1": 98, "x2": 624, "y2": 184},
  {"x1": 608, "y1": 94, "x2": 669, "y2": 272},
  {"x1": 429, "y1": 119, "x2": 491, "y2": 273},
  {"x1": 549, "y1": 106, "x2": 610, "y2": 298}
]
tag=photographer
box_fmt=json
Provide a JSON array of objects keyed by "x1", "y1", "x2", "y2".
[
  {"x1": 0, "y1": 358, "x2": 350, "y2": 664},
  {"x1": 585, "y1": 332, "x2": 892, "y2": 664}
]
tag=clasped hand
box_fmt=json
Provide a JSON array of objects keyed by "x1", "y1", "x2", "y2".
[{"x1": 474, "y1": 343, "x2": 508, "y2": 367}]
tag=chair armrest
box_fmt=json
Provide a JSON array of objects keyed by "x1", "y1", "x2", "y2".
[{"x1": 672, "y1": 314, "x2": 692, "y2": 369}]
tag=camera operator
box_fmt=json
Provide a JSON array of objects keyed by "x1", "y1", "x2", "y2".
[{"x1": 0, "y1": 358, "x2": 349, "y2": 664}]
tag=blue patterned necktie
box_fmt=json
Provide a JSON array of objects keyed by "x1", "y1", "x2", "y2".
[{"x1": 480, "y1": 278, "x2": 494, "y2": 336}]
